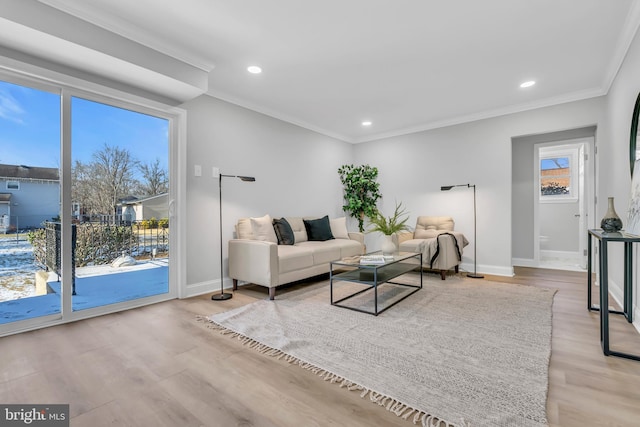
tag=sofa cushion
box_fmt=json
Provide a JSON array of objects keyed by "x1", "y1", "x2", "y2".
[
  {"x1": 330, "y1": 216, "x2": 350, "y2": 239},
  {"x1": 414, "y1": 216, "x2": 454, "y2": 237},
  {"x1": 297, "y1": 241, "x2": 341, "y2": 264},
  {"x1": 286, "y1": 217, "x2": 308, "y2": 243},
  {"x1": 328, "y1": 238, "x2": 363, "y2": 258},
  {"x1": 250, "y1": 214, "x2": 278, "y2": 243},
  {"x1": 399, "y1": 239, "x2": 427, "y2": 253},
  {"x1": 414, "y1": 229, "x2": 442, "y2": 239},
  {"x1": 277, "y1": 245, "x2": 314, "y2": 273},
  {"x1": 303, "y1": 215, "x2": 334, "y2": 241},
  {"x1": 273, "y1": 217, "x2": 295, "y2": 245}
]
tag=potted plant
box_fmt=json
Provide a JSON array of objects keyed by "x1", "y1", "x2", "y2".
[
  {"x1": 367, "y1": 202, "x2": 410, "y2": 255},
  {"x1": 338, "y1": 164, "x2": 382, "y2": 232}
]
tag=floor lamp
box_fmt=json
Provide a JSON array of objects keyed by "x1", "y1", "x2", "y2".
[
  {"x1": 212, "y1": 174, "x2": 256, "y2": 301},
  {"x1": 440, "y1": 184, "x2": 484, "y2": 279}
]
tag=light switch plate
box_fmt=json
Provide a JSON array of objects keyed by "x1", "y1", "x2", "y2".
[
  {"x1": 212, "y1": 166, "x2": 220, "y2": 178},
  {"x1": 194, "y1": 165, "x2": 202, "y2": 177}
]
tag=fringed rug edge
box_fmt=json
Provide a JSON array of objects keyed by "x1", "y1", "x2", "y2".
[{"x1": 196, "y1": 315, "x2": 468, "y2": 427}]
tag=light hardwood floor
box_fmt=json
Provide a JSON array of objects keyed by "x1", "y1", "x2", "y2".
[{"x1": 1, "y1": 267, "x2": 640, "y2": 426}]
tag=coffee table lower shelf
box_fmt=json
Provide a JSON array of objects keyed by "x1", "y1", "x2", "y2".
[{"x1": 330, "y1": 252, "x2": 422, "y2": 316}]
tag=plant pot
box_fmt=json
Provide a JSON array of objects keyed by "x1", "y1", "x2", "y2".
[
  {"x1": 381, "y1": 234, "x2": 396, "y2": 256},
  {"x1": 601, "y1": 197, "x2": 623, "y2": 232}
]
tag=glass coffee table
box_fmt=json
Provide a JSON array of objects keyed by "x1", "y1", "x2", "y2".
[{"x1": 330, "y1": 251, "x2": 422, "y2": 316}]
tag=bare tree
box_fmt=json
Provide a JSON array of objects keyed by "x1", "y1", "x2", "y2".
[
  {"x1": 71, "y1": 159, "x2": 95, "y2": 217},
  {"x1": 94, "y1": 144, "x2": 138, "y2": 215},
  {"x1": 136, "y1": 158, "x2": 168, "y2": 196},
  {"x1": 72, "y1": 143, "x2": 138, "y2": 217}
]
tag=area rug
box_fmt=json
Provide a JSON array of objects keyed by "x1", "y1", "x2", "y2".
[{"x1": 205, "y1": 274, "x2": 556, "y2": 427}]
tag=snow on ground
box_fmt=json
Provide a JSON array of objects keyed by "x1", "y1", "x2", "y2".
[
  {"x1": 0, "y1": 234, "x2": 171, "y2": 324},
  {"x1": 1, "y1": 260, "x2": 169, "y2": 324},
  {"x1": 0, "y1": 236, "x2": 170, "y2": 303},
  {"x1": 0, "y1": 237, "x2": 38, "y2": 301}
]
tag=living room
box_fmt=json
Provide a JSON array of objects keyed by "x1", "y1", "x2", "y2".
[{"x1": 1, "y1": 1, "x2": 640, "y2": 426}]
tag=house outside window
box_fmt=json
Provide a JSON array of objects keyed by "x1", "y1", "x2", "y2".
[{"x1": 539, "y1": 148, "x2": 578, "y2": 202}]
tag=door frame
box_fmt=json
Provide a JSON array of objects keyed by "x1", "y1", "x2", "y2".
[
  {"x1": 0, "y1": 65, "x2": 186, "y2": 337},
  {"x1": 533, "y1": 137, "x2": 595, "y2": 268}
]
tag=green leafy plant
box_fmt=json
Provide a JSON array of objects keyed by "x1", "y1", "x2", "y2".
[
  {"x1": 338, "y1": 164, "x2": 382, "y2": 232},
  {"x1": 367, "y1": 202, "x2": 410, "y2": 235}
]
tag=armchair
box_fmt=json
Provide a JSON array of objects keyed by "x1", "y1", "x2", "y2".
[{"x1": 394, "y1": 216, "x2": 468, "y2": 279}]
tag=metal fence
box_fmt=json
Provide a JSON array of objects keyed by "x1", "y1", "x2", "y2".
[
  {"x1": 44, "y1": 222, "x2": 76, "y2": 294},
  {"x1": 75, "y1": 221, "x2": 169, "y2": 265},
  {"x1": 40, "y1": 220, "x2": 169, "y2": 268},
  {"x1": 0, "y1": 214, "x2": 55, "y2": 234}
]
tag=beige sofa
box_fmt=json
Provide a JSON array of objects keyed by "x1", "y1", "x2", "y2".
[
  {"x1": 229, "y1": 215, "x2": 364, "y2": 299},
  {"x1": 394, "y1": 216, "x2": 468, "y2": 279}
]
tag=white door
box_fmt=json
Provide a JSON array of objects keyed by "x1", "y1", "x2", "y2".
[{"x1": 534, "y1": 138, "x2": 594, "y2": 270}]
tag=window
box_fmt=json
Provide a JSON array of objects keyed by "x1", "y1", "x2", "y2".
[
  {"x1": 6, "y1": 181, "x2": 19, "y2": 190},
  {"x1": 539, "y1": 149, "x2": 578, "y2": 202}
]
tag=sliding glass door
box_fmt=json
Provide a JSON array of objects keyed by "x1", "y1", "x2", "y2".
[
  {"x1": 69, "y1": 96, "x2": 170, "y2": 311},
  {"x1": 0, "y1": 79, "x2": 62, "y2": 326},
  {"x1": 0, "y1": 73, "x2": 179, "y2": 335}
]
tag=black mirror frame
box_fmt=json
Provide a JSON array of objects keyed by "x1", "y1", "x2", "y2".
[{"x1": 630, "y1": 92, "x2": 640, "y2": 178}]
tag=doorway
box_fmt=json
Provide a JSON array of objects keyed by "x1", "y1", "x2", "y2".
[{"x1": 533, "y1": 138, "x2": 595, "y2": 271}]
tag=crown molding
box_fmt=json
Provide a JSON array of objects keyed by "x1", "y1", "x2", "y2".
[
  {"x1": 206, "y1": 89, "x2": 354, "y2": 143},
  {"x1": 353, "y1": 87, "x2": 607, "y2": 144},
  {"x1": 208, "y1": 86, "x2": 608, "y2": 145},
  {"x1": 601, "y1": 0, "x2": 640, "y2": 92}
]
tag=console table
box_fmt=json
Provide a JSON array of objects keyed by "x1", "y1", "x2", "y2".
[{"x1": 587, "y1": 229, "x2": 640, "y2": 361}]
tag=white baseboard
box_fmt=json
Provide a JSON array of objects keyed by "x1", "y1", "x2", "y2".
[
  {"x1": 182, "y1": 278, "x2": 233, "y2": 299},
  {"x1": 607, "y1": 277, "x2": 625, "y2": 310},
  {"x1": 512, "y1": 257, "x2": 586, "y2": 272},
  {"x1": 540, "y1": 249, "x2": 580, "y2": 258},
  {"x1": 512, "y1": 258, "x2": 538, "y2": 268},
  {"x1": 608, "y1": 278, "x2": 640, "y2": 337},
  {"x1": 459, "y1": 262, "x2": 514, "y2": 277}
]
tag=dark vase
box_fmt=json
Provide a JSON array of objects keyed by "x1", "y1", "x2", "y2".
[{"x1": 601, "y1": 197, "x2": 623, "y2": 232}]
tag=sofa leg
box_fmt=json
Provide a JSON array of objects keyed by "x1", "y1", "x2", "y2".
[
  {"x1": 440, "y1": 270, "x2": 446, "y2": 280},
  {"x1": 269, "y1": 287, "x2": 276, "y2": 300},
  {"x1": 232, "y1": 279, "x2": 238, "y2": 291},
  {"x1": 455, "y1": 266, "x2": 459, "y2": 273}
]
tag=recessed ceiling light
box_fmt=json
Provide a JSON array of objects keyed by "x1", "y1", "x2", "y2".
[
  {"x1": 520, "y1": 80, "x2": 536, "y2": 88},
  {"x1": 362, "y1": 121, "x2": 372, "y2": 126},
  {"x1": 247, "y1": 65, "x2": 262, "y2": 74}
]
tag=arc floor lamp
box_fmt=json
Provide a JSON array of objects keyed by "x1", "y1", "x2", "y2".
[
  {"x1": 212, "y1": 173, "x2": 256, "y2": 301},
  {"x1": 440, "y1": 183, "x2": 484, "y2": 279}
]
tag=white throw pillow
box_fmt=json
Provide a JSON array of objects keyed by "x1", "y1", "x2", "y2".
[
  {"x1": 236, "y1": 218, "x2": 254, "y2": 239},
  {"x1": 250, "y1": 214, "x2": 278, "y2": 243},
  {"x1": 330, "y1": 216, "x2": 350, "y2": 239}
]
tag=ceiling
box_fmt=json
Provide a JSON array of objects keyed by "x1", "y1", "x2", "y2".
[{"x1": 2, "y1": 0, "x2": 640, "y2": 143}]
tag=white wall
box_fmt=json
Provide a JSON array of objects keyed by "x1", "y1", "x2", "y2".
[
  {"x1": 599, "y1": 26, "x2": 640, "y2": 327},
  {"x1": 181, "y1": 95, "x2": 354, "y2": 295},
  {"x1": 353, "y1": 98, "x2": 604, "y2": 276},
  {"x1": 180, "y1": 27, "x2": 640, "y2": 312}
]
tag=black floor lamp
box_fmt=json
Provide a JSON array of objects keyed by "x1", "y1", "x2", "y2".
[
  {"x1": 212, "y1": 174, "x2": 256, "y2": 301},
  {"x1": 440, "y1": 183, "x2": 484, "y2": 279}
]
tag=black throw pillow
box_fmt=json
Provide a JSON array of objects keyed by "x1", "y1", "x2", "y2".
[
  {"x1": 303, "y1": 215, "x2": 335, "y2": 241},
  {"x1": 272, "y1": 217, "x2": 295, "y2": 245}
]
